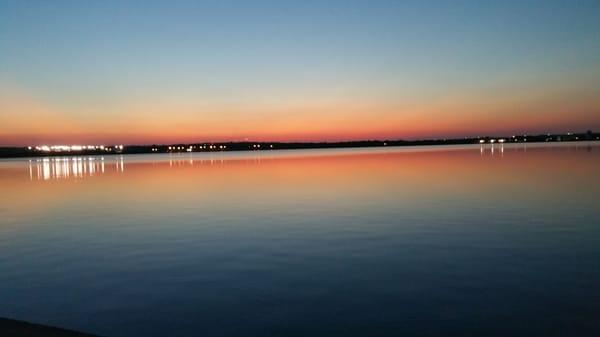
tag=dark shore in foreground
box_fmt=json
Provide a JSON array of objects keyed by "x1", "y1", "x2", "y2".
[
  {"x1": 1, "y1": 131, "x2": 598, "y2": 159},
  {"x1": 0, "y1": 317, "x2": 103, "y2": 337}
]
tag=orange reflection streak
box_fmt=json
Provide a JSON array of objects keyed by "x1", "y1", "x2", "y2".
[{"x1": 1, "y1": 143, "x2": 599, "y2": 231}]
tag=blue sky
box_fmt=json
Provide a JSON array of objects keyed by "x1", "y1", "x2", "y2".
[{"x1": 1, "y1": 0, "x2": 599, "y2": 144}]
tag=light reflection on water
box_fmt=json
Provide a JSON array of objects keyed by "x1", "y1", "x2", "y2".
[
  {"x1": 28, "y1": 157, "x2": 119, "y2": 180},
  {"x1": 18, "y1": 142, "x2": 541, "y2": 182},
  {"x1": 25, "y1": 153, "x2": 264, "y2": 181},
  {"x1": 0, "y1": 143, "x2": 600, "y2": 337}
]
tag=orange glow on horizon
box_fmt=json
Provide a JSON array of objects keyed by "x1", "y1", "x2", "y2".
[{"x1": 1, "y1": 85, "x2": 599, "y2": 146}]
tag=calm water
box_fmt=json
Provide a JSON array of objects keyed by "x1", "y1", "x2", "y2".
[{"x1": 1, "y1": 143, "x2": 600, "y2": 337}]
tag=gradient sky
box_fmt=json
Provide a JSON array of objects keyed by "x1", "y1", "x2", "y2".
[{"x1": 1, "y1": 0, "x2": 599, "y2": 145}]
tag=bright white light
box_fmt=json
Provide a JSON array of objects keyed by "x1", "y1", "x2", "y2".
[{"x1": 479, "y1": 139, "x2": 485, "y2": 144}]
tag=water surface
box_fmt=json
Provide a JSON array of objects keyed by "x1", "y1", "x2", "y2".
[{"x1": 1, "y1": 143, "x2": 599, "y2": 337}]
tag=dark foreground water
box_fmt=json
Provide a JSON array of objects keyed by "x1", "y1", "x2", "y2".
[{"x1": 1, "y1": 143, "x2": 599, "y2": 337}]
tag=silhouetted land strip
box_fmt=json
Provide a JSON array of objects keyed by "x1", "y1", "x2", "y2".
[
  {"x1": 0, "y1": 317, "x2": 104, "y2": 337},
  {"x1": 0, "y1": 131, "x2": 598, "y2": 158}
]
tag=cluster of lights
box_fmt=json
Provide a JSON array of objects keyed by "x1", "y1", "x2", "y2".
[
  {"x1": 29, "y1": 145, "x2": 123, "y2": 152},
  {"x1": 167, "y1": 144, "x2": 227, "y2": 151},
  {"x1": 479, "y1": 139, "x2": 506, "y2": 144},
  {"x1": 252, "y1": 144, "x2": 276, "y2": 149}
]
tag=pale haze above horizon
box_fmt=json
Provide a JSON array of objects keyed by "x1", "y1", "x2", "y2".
[{"x1": 1, "y1": 0, "x2": 599, "y2": 146}]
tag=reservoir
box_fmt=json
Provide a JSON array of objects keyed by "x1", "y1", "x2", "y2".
[{"x1": 1, "y1": 143, "x2": 599, "y2": 337}]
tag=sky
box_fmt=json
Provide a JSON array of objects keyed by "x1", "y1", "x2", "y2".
[{"x1": 1, "y1": 0, "x2": 599, "y2": 146}]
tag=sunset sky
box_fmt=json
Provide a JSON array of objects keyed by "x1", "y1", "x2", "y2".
[{"x1": 1, "y1": 0, "x2": 599, "y2": 146}]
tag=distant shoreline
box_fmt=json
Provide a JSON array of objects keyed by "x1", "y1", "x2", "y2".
[{"x1": 1, "y1": 131, "x2": 598, "y2": 159}]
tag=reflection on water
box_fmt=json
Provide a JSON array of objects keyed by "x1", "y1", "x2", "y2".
[
  {"x1": 20, "y1": 142, "x2": 593, "y2": 182},
  {"x1": 480, "y1": 143, "x2": 506, "y2": 156},
  {"x1": 28, "y1": 157, "x2": 124, "y2": 180},
  {"x1": 1, "y1": 143, "x2": 600, "y2": 337},
  {"x1": 26, "y1": 154, "x2": 267, "y2": 181}
]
